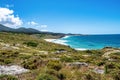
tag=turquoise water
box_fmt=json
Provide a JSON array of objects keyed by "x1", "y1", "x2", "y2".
[{"x1": 60, "y1": 35, "x2": 120, "y2": 50}]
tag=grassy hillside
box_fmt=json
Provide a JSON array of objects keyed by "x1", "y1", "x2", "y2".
[{"x1": 0, "y1": 32, "x2": 120, "y2": 80}]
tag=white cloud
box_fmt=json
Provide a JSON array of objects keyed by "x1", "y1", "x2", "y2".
[
  {"x1": 27, "y1": 22, "x2": 48, "y2": 29},
  {"x1": 0, "y1": 7, "x2": 23, "y2": 28},
  {"x1": 40, "y1": 25, "x2": 48, "y2": 31},
  {"x1": 27, "y1": 21, "x2": 48, "y2": 31},
  {"x1": 27, "y1": 21, "x2": 38, "y2": 26},
  {"x1": 41, "y1": 25, "x2": 47, "y2": 28},
  {"x1": 40, "y1": 29, "x2": 48, "y2": 32}
]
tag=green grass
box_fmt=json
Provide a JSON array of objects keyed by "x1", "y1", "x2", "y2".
[{"x1": 0, "y1": 32, "x2": 120, "y2": 80}]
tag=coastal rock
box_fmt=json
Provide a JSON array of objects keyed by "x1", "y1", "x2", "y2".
[
  {"x1": 53, "y1": 49, "x2": 67, "y2": 54},
  {"x1": 67, "y1": 62, "x2": 88, "y2": 68},
  {"x1": 0, "y1": 65, "x2": 29, "y2": 75},
  {"x1": 93, "y1": 68, "x2": 104, "y2": 74},
  {"x1": 103, "y1": 47, "x2": 114, "y2": 49},
  {"x1": 1, "y1": 46, "x2": 19, "y2": 50}
]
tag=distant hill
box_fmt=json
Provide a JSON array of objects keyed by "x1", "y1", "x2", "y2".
[
  {"x1": 0, "y1": 24, "x2": 82, "y2": 37},
  {"x1": 0, "y1": 24, "x2": 42, "y2": 34},
  {"x1": 0, "y1": 24, "x2": 65, "y2": 36},
  {"x1": 0, "y1": 24, "x2": 15, "y2": 32},
  {"x1": 15, "y1": 27, "x2": 41, "y2": 34}
]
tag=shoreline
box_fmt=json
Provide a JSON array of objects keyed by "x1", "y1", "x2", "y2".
[
  {"x1": 44, "y1": 36, "x2": 87, "y2": 51},
  {"x1": 44, "y1": 39, "x2": 68, "y2": 46}
]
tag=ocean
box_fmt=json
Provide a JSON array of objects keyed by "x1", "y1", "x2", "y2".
[{"x1": 53, "y1": 34, "x2": 120, "y2": 50}]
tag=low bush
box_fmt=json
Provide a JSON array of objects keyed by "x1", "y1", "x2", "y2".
[
  {"x1": 60, "y1": 56, "x2": 73, "y2": 62},
  {"x1": 107, "y1": 63, "x2": 116, "y2": 69},
  {"x1": 4, "y1": 59, "x2": 12, "y2": 64},
  {"x1": 96, "y1": 61, "x2": 105, "y2": 66},
  {"x1": 23, "y1": 41, "x2": 38, "y2": 47},
  {"x1": 113, "y1": 72, "x2": 120, "y2": 80},
  {"x1": 83, "y1": 74, "x2": 95, "y2": 80},
  {"x1": 0, "y1": 75, "x2": 18, "y2": 80},
  {"x1": 47, "y1": 60, "x2": 62, "y2": 71},
  {"x1": 46, "y1": 69, "x2": 58, "y2": 76},
  {"x1": 57, "y1": 72, "x2": 66, "y2": 80},
  {"x1": 36, "y1": 73, "x2": 58, "y2": 80},
  {"x1": 22, "y1": 60, "x2": 37, "y2": 70}
]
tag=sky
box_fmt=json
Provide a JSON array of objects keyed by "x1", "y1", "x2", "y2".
[{"x1": 0, "y1": 0, "x2": 120, "y2": 34}]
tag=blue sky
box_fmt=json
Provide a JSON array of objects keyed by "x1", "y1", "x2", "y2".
[{"x1": 0, "y1": 0, "x2": 120, "y2": 34}]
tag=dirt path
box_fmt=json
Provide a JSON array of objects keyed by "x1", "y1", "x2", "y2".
[{"x1": 103, "y1": 50, "x2": 120, "y2": 58}]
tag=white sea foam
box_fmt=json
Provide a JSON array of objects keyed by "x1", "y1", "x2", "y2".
[
  {"x1": 62, "y1": 36, "x2": 70, "y2": 39},
  {"x1": 52, "y1": 39, "x2": 68, "y2": 45},
  {"x1": 74, "y1": 48, "x2": 87, "y2": 51},
  {"x1": 45, "y1": 39, "x2": 88, "y2": 50},
  {"x1": 44, "y1": 39, "x2": 56, "y2": 42},
  {"x1": 44, "y1": 39, "x2": 68, "y2": 45}
]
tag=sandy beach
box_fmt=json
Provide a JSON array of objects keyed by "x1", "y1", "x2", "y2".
[
  {"x1": 44, "y1": 39, "x2": 68, "y2": 45},
  {"x1": 44, "y1": 37, "x2": 87, "y2": 51}
]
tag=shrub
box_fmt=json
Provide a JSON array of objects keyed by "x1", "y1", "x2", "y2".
[
  {"x1": 4, "y1": 59, "x2": 12, "y2": 64},
  {"x1": 116, "y1": 64, "x2": 120, "y2": 69},
  {"x1": 60, "y1": 56, "x2": 73, "y2": 62},
  {"x1": 104, "y1": 65, "x2": 108, "y2": 74},
  {"x1": 23, "y1": 41, "x2": 38, "y2": 47},
  {"x1": 0, "y1": 51, "x2": 19, "y2": 58},
  {"x1": 19, "y1": 55, "x2": 31, "y2": 60},
  {"x1": 86, "y1": 50, "x2": 92, "y2": 53},
  {"x1": 107, "y1": 63, "x2": 115, "y2": 69},
  {"x1": 0, "y1": 75, "x2": 18, "y2": 80},
  {"x1": 46, "y1": 69, "x2": 58, "y2": 76},
  {"x1": 12, "y1": 51, "x2": 19, "y2": 57},
  {"x1": 36, "y1": 73, "x2": 58, "y2": 80},
  {"x1": 57, "y1": 73, "x2": 66, "y2": 80},
  {"x1": 0, "y1": 58, "x2": 4, "y2": 62},
  {"x1": 97, "y1": 61, "x2": 105, "y2": 66},
  {"x1": 22, "y1": 60, "x2": 37, "y2": 70},
  {"x1": 47, "y1": 61, "x2": 62, "y2": 71},
  {"x1": 113, "y1": 72, "x2": 120, "y2": 80},
  {"x1": 83, "y1": 74, "x2": 94, "y2": 80}
]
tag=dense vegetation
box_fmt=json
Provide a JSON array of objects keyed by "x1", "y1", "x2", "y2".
[{"x1": 0, "y1": 32, "x2": 120, "y2": 80}]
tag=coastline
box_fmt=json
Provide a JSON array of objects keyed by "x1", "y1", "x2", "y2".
[
  {"x1": 44, "y1": 38, "x2": 68, "y2": 46},
  {"x1": 44, "y1": 35, "x2": 87, "y2": 51}
]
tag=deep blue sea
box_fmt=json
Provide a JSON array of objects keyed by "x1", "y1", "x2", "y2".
[{"x1": 59, "y1": 35, "x2": 120, "y2": 50}]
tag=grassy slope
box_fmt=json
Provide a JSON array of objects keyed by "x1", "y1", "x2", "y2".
[{"x1": 0, "y1": 32, "x2": 120, "y2": 80}]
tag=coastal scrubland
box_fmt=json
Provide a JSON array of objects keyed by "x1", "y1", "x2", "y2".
[{"x1": 0, "y1": 32, "x2": 120, "y2": 80}]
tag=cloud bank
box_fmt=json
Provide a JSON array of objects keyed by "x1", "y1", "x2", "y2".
[
  {"x1": 27, "y1": 21, "x2": 48, "y2": 31},
  {"x1": 41, "y1": 25, "x2": 47, "y2": 28},
  {"x1": 0, "y1": 7, "x2": 23, "y2": 28},
  {"x1": 27, "y1": 21, "x2": 38, "y2": 25}
]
